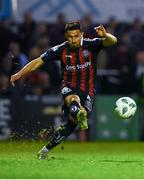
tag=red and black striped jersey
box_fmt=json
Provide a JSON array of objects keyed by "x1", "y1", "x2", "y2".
[{"x1": 40, "y1": 38, "x2": 104, "y2": 96}]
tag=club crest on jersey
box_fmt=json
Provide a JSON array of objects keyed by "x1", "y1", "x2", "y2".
[{"x1": 82, "y1": 50, "x2": 89, "y2": 58}]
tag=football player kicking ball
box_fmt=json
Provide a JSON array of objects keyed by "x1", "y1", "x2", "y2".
[{"x1": 10, "y1": 22, "x2": 117, "y2": 159}]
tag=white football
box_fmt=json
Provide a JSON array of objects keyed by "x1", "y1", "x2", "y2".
[{"x1": 115, "y1": 97, "x2": 137, "y2": 119}]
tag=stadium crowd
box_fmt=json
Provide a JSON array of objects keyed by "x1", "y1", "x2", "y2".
[{"x1": 0, "y1": 12, "x2": 144, "y2": 97}]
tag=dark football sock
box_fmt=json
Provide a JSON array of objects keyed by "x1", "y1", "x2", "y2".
[{"x1": 46, "y1": 120, "x2": 77, "y2": 151}]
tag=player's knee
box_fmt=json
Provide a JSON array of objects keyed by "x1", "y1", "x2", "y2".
[
  {"x1": 69, "y1": 101, "x2": 80, "y2": 118},
  {"x1": 70, "y1": 95, "x2": 80, "y2": 104}
]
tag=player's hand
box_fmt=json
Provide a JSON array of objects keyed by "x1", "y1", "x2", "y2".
[
  {"x1": 10, "y1": 73, "x2": 22, "y2": 86},
  {"x1": 94, "y1": 25, "x2": 107, "y2": 37}
]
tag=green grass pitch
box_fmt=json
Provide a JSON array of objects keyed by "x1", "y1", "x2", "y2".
[{"x1": 1, "y1": 141, "x2": 144, "y2": 178}]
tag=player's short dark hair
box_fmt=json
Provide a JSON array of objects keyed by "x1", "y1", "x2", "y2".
[{"x1": 65, "y1": 21, "x2": 83, "y2": 32}]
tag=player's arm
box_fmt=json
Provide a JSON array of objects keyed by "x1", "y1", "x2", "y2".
[
  {"x1": 94, "y1": 25, "x2": 117, "y2": 47},
  {"x1": 10, "y1": 57, "x2": 44, "y2": 86},
  {"x1": 10, "y1": 43, "x2": 62, "y2": 86}
]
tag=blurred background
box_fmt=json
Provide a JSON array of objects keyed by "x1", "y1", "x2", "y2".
[{"x1": 0, "y1": 0, "x2": 144, "y2": 142}]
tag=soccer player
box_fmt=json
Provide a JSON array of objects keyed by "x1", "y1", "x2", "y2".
[{"x1": 10, "y1": 22, "x2": 117, "y2": 159}]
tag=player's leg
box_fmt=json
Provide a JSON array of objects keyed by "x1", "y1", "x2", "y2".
[
  {"x1": 38, "y1": 120, "x2": 77, "y2": 160},
  {"x1": 61, "y1": 86, "x2": 88, "y2": 129},
  {"x1": 65, "y1": 94, "x2": 88, "y2": 130},
  {"x1": 37, "y1": 103, "x2": 78, "y2": 160},
  {"x1": 37, "y1": 94, "x2": 93, "y2": 160},
  {"x1": 67, "y1": 94, "x2": 94, "y2": 130},
  {"x1": 37, "y1": 88, "x2": 92, "y2": 159}
]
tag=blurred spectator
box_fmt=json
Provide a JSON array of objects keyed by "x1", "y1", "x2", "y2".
[
  {"x1": 0, "y1": 42, "x2": 27, "y2": 78},
  {"x1": 48, "y1": 13, "x2": 66, "y2": 45},
  {"x1": 36, "y1": 36, "x2": 50, "y2": 53},
  {"x1": 0, "y1": 74, "x2": 12, "y2": 96},
  {"x1": 0, "y1": 17, "x2": 19, "y2": 56},
  {"x1": 9, "y1": 42, "x2": 28, "y2": 72},
  {"x1": 29, "y1": 47, "x2": 41, "y2": 60},
  {"x1": 81, "y1": 13, "x2": 95, "y2": 38},
  {"x1": 30, "y1": 21, "x2": 49, "y2": 47},
  {"x1": 97, "y1": 51, "x2": 108, "y2": 70},
  {"x1": 35, "y1": 72, "x2": 51, "y2": 95},
  {"x1": 128, "y1": 18, "x2": 144, "y2": 52},
  {"x1": 106, "y1": 42, "x2": 136, "y2": 94},
  {"x1": 23, "y1": 71, "x2": 51, "y2": 95},
  {"x1": 41, "y1": 59, "x2": 61, "y2": 94},
  {"x1": 106, "y1": 17, "x2": 118, "y2": 36},
  {"x1": 135, "y1": 49, "x2": 144, "y2": 96},
  {"x1": 19, "y1": 12, "x2": 36, "y2": 54},
  {"x1": 135, "y1": 49, "x2": 144, "y2": 140},
  {"x1": 0, "y1": 54, "x2": 13, "y2": 76},
  {"x1": 96, "y1": 50, "x2": 109, "y2": 94}
]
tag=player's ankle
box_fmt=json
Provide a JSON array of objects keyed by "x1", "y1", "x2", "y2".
[{"x1": 41, "y1": 146, "x2": 49, "y2": 153}]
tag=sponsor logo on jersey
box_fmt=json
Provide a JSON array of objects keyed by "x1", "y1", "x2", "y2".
[{"x1": 65, "y1": 61, "x2": 91, "y2": 72}]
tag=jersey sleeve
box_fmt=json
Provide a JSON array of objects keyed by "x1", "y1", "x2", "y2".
[
  {"x1": 40, "y1": 45, "x2": 62, "y2": 63},
  {"x1": 90, "y1": 38, "x2": 104, "y2": 52}
]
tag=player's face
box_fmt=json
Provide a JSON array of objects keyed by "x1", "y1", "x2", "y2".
[{"x1": 65, "y1": 30, "x2": 83, "y2": 49}]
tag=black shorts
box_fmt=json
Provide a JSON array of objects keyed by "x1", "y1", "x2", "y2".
[{"x1": 61, "y1": 86, "x2": 95, "y2": 117}]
